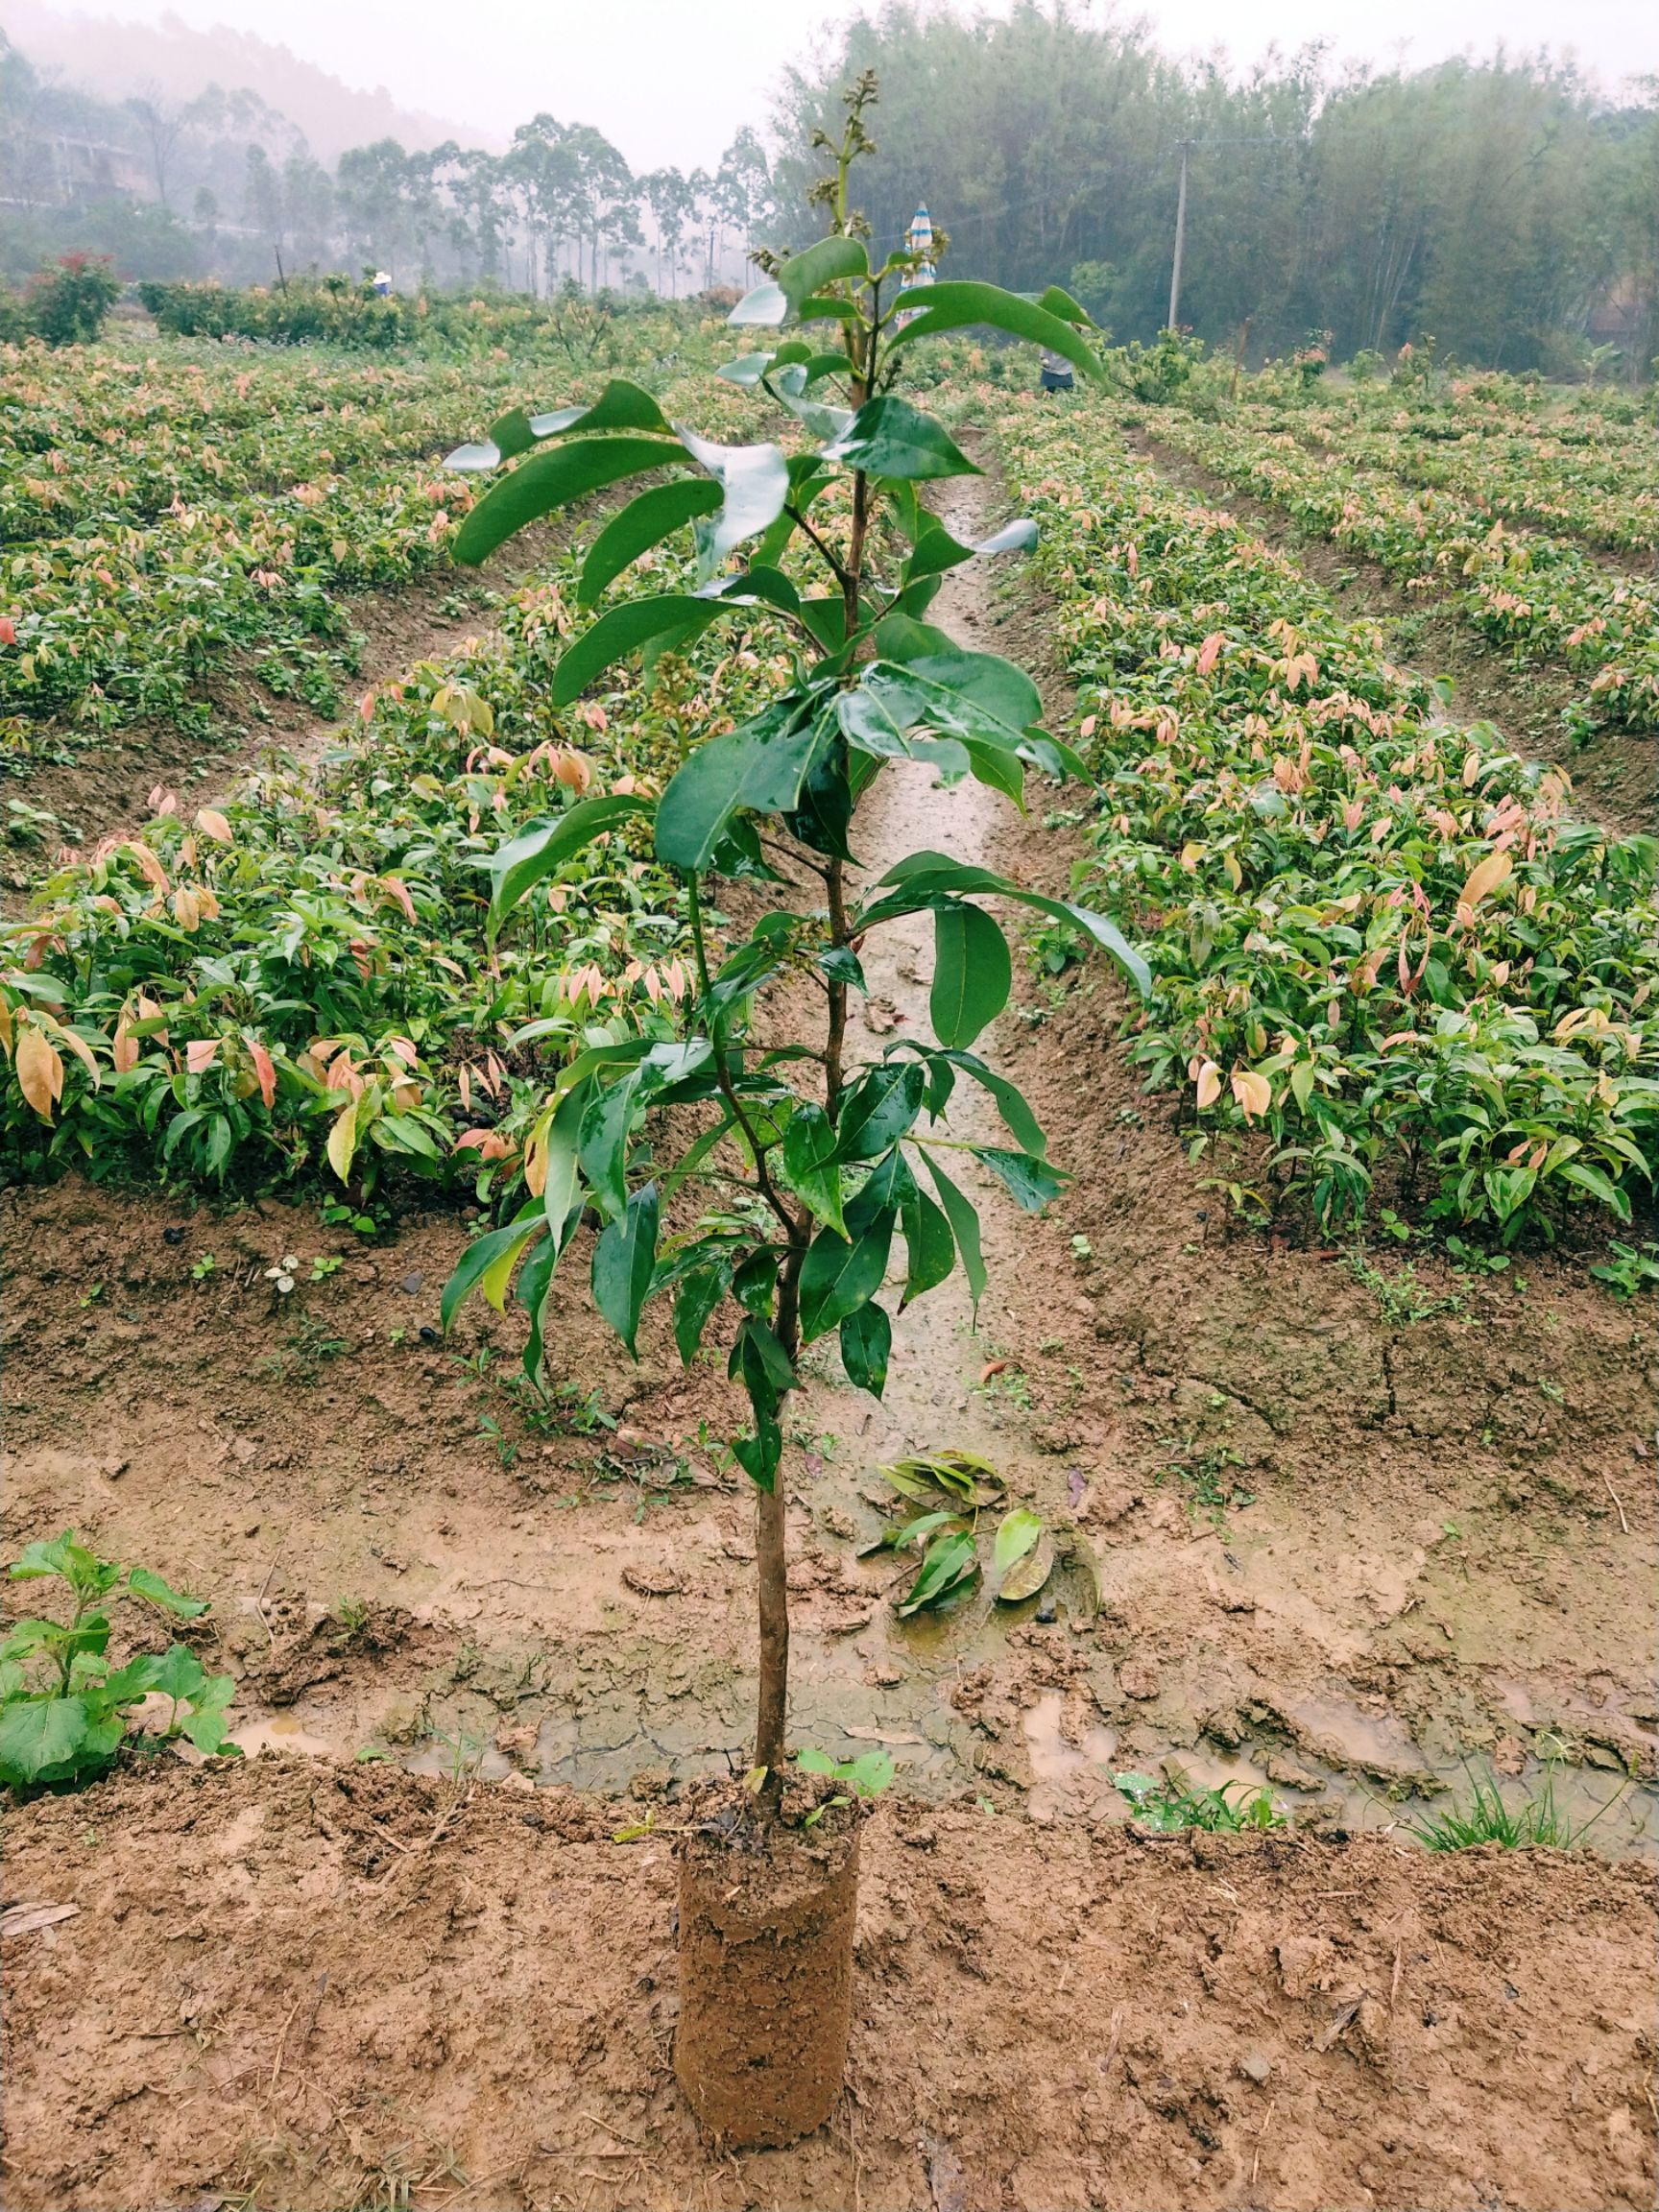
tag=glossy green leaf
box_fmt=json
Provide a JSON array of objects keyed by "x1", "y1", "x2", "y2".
[
  {"x1": 556, "y1": 594, "x2": 731, "y2": 707},
  {"x1": 487, "y1": 794, "x2": 654, "y2": 938},
  {"x1": 0, "y1": 1695, "x2": 88, "y2": 1785},
  {"x1": 827, "y1": 397, "x2": 980, "y2": 481},
  {"x1": 778, "y1": 235, "x2": 869, "y2": 309},
  {"x1": 839, "y1": 1299, "x2": 891, "y2": 1397},
  {"x1": 993, "y1": 1506, "x2": 1045, "y2": 1577},
  {"x1": 921, "y1": 1154, "x2": 987, "y2": 1311},
  {"x1": 731, "y1": 1314, "x2": 796, "y2": 1409},
  {"x1": 673, "y1": 1262, "x2": 730, "y2": 1364},
  {"x1": 862, "y1": 854, "x2": 1152, "y2": 998},
  {"x1": 728, "y1": 278, "x2": 789, "y2": 325},
  {"x1": 834, "y1": 1061, "x2": 926, "y2": 1161},
  {"x1": 441, "y1": 1209, "x2": 545, "y2": 1329},
  {"x1": 905, "y1": 517, "x2": 1040, "y2": 584},
  {"x1": 977, "y1": 1146, "x2": 1068, "y2": 1212},
  {"x1": 654, "y1": 695, "x2": 827, "y2": 872},
  {"x1": 930, "y1": 902, "x2": 1011, "y2": 1048},
  {"x1": 781, "y1": 1101, "x2": 847, "y2": 1235},
  {"x1": 887, "y1": 280, "x2": 1104, "y2": 379},
  {"x1": 486, "y1": 405, "x2": 538, "y2": 460},
  {"x1": 797, "y1": 1214, "x2": 895, "y2": 1343},
  {"x1": 1034, "y1": 283, "x2": 1095, "y2": 325},
  {"x1": 579, "y1": 479, "x2": 723, "y2": 605},
  {"x1": 578, "y1": 1067, "x2": 645, "y2": 1220},
  {"x1": 732, "y1": 1407, "x2": 782, "y2": 1490},
  {"x1": 916, "y1": 1046, "x2": 1049, "y2": 1158},
  {"x1": 677, "y1": 426, "x2": 791, "y2": 576},
  {"x1": 702, "y1": 564, "x2": 802, "y2": 616},
  {"x1": 535, "y1": 380, "x2": 675, "y2": 439},
  {"x1": 901, "y1": 1188, "x2": 956, "y2": 1304},
  {"x1": 997, "y1": 1531, "x2": 1055, "y2": 1603},
  {"x1": 716, "y1": 351, "x2": 776, "y2": 385},
  {"x1": 127, "y1": 1567, "x2": 209, "y2": 1619},
  {"x1": 454, "y1": 437, "x2": 677, "y2": 565},
  {"x1": 591, "y1": 1181, "x2": 660, "y2": 1357}
]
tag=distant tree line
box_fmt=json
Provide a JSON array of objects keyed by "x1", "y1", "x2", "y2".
[
  {"x1": 772, "y1": 3, "x2": 1659, "y2": 377},
  {"x1": 0, "y1": 31, "x2": 778, "y2": 299},
  {"x1": 4, "y1": 3, "x2": 1657, "y2": 375}
]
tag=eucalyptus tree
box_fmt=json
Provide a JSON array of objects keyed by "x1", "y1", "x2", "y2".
[
  {"x1": 641, "y1": 166, "x2": 696, "y2": 295},
  {"x1": 442, "y1": 73, "x2": 1146, "y2": 1785}
]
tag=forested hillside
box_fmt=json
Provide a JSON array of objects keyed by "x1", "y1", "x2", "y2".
[{"x1": 774, "y1": 5, "x2": 1659, "y2": 373}]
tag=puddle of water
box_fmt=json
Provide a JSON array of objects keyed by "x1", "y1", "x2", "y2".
[
  {"x1": 228, "y1": 1711, "x2": 340, "y2": 1760},
  {"x1": 1023, "y1": 1692, "x2": 1118, "y2": 1822},
  {"x1": 1274, "y1": 1688, "x2": 1434, "y2": 1784},
  {"x1": 405, "y1": 1737, "x2": 516, "y2": 1784}
]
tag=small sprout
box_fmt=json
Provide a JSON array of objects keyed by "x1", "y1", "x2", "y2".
[
  {"x1": 1070, "y1": 1234, "x2": 1093, "y2": 1260},
  {"x1": 797, "y1": 1746, "x2": 895, "y2": 1797},
  {"x1": 265, "y1": 1255, "x2": 300, "y2": 1294},
  {"x1": 190, "y1": 1252, "x2": 217, "y2": 1282},
  {"x1": 308, "y1": 1254, "x2": 344, "y2": 1283}
]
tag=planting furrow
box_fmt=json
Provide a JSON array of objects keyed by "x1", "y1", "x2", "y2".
[{"x1": 1137, "y1": 403, "x2": 1659, "y2": 737}]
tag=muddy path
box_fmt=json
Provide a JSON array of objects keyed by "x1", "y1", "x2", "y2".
[
  {"x1": 4, "y1": 1758, "x2": 1654, "y2": 2212},
  {"x1": 1125, "y1": 425, "x2": 1657, "y2": 839}
]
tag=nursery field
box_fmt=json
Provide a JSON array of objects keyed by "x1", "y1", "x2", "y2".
[{"x1": 2, "y1": 280, "x2": 1656, "y2": 2212}]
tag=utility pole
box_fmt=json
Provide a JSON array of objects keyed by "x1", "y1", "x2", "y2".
[
  {"x1": 1166, "y1": 134, "x2": 1285, "y2": 339},
  {"x1": 1167, "y1": 141, "x2": 1190, "y2": 334}
]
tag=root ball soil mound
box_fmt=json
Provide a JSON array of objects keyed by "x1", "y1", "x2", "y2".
[
  {"x1": 2, "y1": 1760, "x2": 1654, "y2": 2211},
  {"x1": 674, "y1": 1791, "x2": 861, "y2": 2148}
]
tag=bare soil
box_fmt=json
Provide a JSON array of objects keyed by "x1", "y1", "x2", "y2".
[
  {"x1": 2, "y1": 459, "x2": 1655, "y2": 2210},
  {"x1": 4, "y1": 1758, "x2": 1654, "y2": 2212},
  {"x1": 1126, "y1": 426, "x2": 1658, "y2": 839}
]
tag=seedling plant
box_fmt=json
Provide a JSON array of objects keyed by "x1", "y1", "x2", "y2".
[
  {"x1": 0, "y1": 1530, "x2": 238, "y2": 1789},
  {"x1": 443, "y1": 79, "x2": 1147, "y2": 1784}
]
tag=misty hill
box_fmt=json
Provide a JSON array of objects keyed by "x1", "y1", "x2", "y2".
[{"x1": 5, "y1": 0, "x2": 492, "y2": 164}]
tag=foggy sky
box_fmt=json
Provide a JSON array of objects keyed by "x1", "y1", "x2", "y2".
[{"x1": 23, "y1": 0, "x2": 1657, "y2": 168}]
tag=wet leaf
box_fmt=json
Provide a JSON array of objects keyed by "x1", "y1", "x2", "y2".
[
  {"x1": 996, "y1": 1532, "x2": 1055, "y2": 1604},
  {"x1": 993, "y1": 1507, "x2": 1044, "y2": 1577},
  {"x1": 878, "y1": 1450, "x2": 1004, "y2": 1508},
  {"x1": 896, "y1": 1528, "x2": 979, "y2": 1616}
]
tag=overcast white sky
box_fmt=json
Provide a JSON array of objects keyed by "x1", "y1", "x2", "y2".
[{"x1": 42, "y1": 0, "x2": 1659, "y2": 168}]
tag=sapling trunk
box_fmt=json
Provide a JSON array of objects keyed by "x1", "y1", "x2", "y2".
[{"x1": 754, "y1": 1262, "x2": 804, "y2": 1773}]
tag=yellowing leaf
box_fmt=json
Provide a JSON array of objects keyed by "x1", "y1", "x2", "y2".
[
  {"x1": 195, "y1": 807, "x2": 232, "y2": 843},
  {"x1": 1231, "y1": 1068, "x2": 1272, "y2": 1120},
  {"x1": 56, "y1": 1026, "x2": 101, "y2": 1088},
  {"x1": 1194, "y1": 1059, "x2": 1222, "y2": 1110},
  {"x1": 15, "y1": 1026, "x2": 62, "y2": 1119},
  {"x1": 325, "y1": 1099, "x2": 358, "y2": 1184},
  {"x1": 1455, "y1": 849, "x2": 1512, "y2": 925},
  {"x1": 249, "y1": 1039, "x2": 276, "y2": 1108},
  {"x1": 522, "y1": 1106, "x2": 554, "y2": 1198}
]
